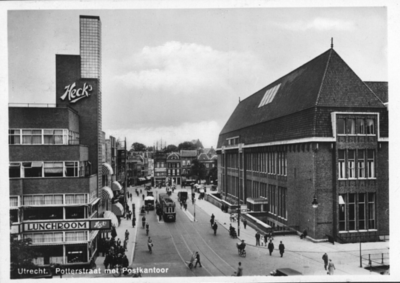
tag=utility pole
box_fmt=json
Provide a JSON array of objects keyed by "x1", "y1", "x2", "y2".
[
  {"x1": 237, "y1": 144, "x2": 242, "y2": 237},
  {"x1": 124, "y1": 137, "x2": 128, "y2": 215}
]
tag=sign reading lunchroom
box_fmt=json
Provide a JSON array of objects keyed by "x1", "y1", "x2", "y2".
[{"x1": 23, "y1": 219, "x2": 111, "y2": 232}]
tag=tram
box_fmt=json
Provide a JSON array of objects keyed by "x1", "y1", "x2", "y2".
[{"x1": 158, "y1": 193, "x2": 176, "y2": 222}]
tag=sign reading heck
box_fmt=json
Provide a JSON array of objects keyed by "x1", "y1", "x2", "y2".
[{"x1": 61, "y1": 82, "x2": 93, "y2": 103}]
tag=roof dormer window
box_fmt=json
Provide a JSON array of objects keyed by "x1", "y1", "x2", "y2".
[{"x1": 258, "y1": 83, "x2": 281, "y2": 107}]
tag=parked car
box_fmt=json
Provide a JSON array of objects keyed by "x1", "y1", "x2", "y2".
[{"x1": 270, "y1": 268, "x2": 303, "y2": 276}]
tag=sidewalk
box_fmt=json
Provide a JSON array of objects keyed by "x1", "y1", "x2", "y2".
[{"x1": 183, "y1": 186, "x2": 389, "y2": 276}]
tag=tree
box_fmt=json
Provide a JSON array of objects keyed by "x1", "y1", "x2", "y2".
[
  {"x1": 208, "y1": 166, "x2": 218, "y2": 183},
  {"x1": 10, "y1": 238, "x2": 41, "y2": 278},
  {"x1": 178, "y1": 141, "x2": 197, "y2": 151},
  {"x1": 189, "y1": 159, "x2": 207, "y2": 180},
  {"x1": 131, "y1": 142, "x2": 146, "y2": 152},
  {"x1": 165, "y1": 144, "x2": 178, "y2": 153},
  {"x1": 146, "y1": 146, "x2": 154, "y2": 151}
]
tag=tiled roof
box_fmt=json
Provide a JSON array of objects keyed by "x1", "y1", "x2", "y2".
[
  {"x1": 364, "y1": 82, "x2": 388, "y2": 103},
  {"x1": 220, "y1": 48, "x2": 386, "y2": 137},
  {"x1": 198, "y1": 153, "x2": 210, "y2": 161},
  {"x1": 180, "y1": 150, "x2": 198, "y2": 157}
]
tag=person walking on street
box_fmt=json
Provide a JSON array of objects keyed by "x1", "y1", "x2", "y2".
[
  {"x1": 142, "y1": 194, "x2": 145, "y2": 201},
  {"x1": 194, "y1": 251, "x2": 202, "y2": 268},
  {"x1": 263, "y1": 234, "x2": 268, "y2": 246},
  {"x1": 279, "y1": 241, "x2": 285, "y2": 257},
  {"x1": 232, "y1": 262, "x2": 243, "y2": 276},
  {"x1": 327, "y1": 259, "x2": 335, "y2": 275},
  {"x1": 212, "y1": 221, "x2": 218, "y2": 235},
  {"x1": 146, "y1": 222, "x2": 150, "y2": 235},
  {"x1": 255, "y1": 232, "x2": 261, "y2": 246},
  {"x1": 268, "y1": 240, "x2": 274, "y2": 256},
  {"x1": 142, "y1": 216, "x2": 146, "y2": 229},
  {"x1": 211, "y1": 214, "x2": 215, "y2": 227},
  {"x1": 243, "y1": 219, "x2": 247, "y2": 229},
  {"x1": 125, "y1": 229, "x2": 130, "y2": 241},
  {"x1": 184, "y1": 202, "x2": 187, "y2": 211},
  {"x1": 322, "y1": 253, "x2": 329, "y2": 270}
]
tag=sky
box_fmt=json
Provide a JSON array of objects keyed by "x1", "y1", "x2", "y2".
[{"x1": 6, "y1": 6, "x2": 389, "y2": 149}]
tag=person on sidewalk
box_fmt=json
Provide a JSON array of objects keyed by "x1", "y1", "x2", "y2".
[
  {"x1": 322, "y1": 253, "x2": 329, "y2": 270},
  {"x1": 243, "y1": 219, "x2": 247, "y2": 229},
  {"x1": 279, "y1": 241, "x2": 285, "y2": 257},
  {"x1": 142, "y1": 194, "x2": 145, "y2": 201},
  {"x1": 327, "y1": 259, "x2": 335, "y2": 275},
  {"x1": 184, "y1": 202, "x2": 187, "y2": 211},
  {"x1": 255, "y1": 232, "x2": 261, "y2": 246},
  {"x1": 132, "y1": 217, "x2": 136, "y2": 228},
  {"x1": 268, "y1": 240, "x2": 274, "y2": 256},
  {"x1": 146, "y1": 222, "x2": 150, "y2": 235},
  {"x1": 194, "y1": 251, "x2": 202, "y2": 268},
  {"x1": 232, "y1": 262, "x2": 243, "y2": 276},
  {"x1": 125, "y1": 229, "x2": 129, "y2": 241},
  {"x1": 142, "y1": 216, "x2": 146, "y2": 228},
  {"x1": 212, "y1": 221, "x2": 218, "y2": 235},
  {"x1": 263, "y1": 234, "x2": 268, "y2": 246}
]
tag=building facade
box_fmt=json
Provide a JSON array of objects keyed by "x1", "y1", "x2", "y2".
[
  {"x1": 166, "y1": 152, "x2": 181, "y2": 185},
  {"x1": 9, "y1": 15, "x2": 119, "y2": 267},
  {"x1": 217, "y1": 47, "x2": 388, "y2": 243}
]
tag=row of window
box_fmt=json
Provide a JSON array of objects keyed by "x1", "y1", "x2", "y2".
[
  {"x1": 9, "y1": 161, "x2": 90, "y2": 178},
  {"x1": 24, "y1": 231, "x2": 87, "y2": 243},
  {"x1": 338, "y1": 149, "x2": 375, "y2": 179},
  {"x1": 338, "y1": 193, "x2": 375, "y2": 231},
  {"x1": 337, "y1": 118, "x2": 375, "y2": 135},
  {"x1": 226, "y1": 137, "x2": 239, "y2": 146},
  {"x1": 167, "y1": 169, "x2": 180, "y2": 176},
  {"x1": 9, "y1": 129, "x2": 80, "y2": 145}
]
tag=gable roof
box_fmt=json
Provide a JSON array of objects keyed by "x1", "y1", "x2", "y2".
[
  {"x1": 198, "y1": 153, "x2": 210, "y2": 161},
  {"x1": 220, "y1": 48, "x2": 386, "y2": 136}
]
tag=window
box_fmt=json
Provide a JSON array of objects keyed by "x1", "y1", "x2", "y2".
[
  {"x1": 338, "y1": 150, "x2": 345, "y2": 179},
  {"x1": 44, "y1": 162, "x2": 63, "y2": 177},
  {"x1": 9, "y1": 129, "x2": 21, "y2": 144},
  {"x1": 9, "y1": 163, "x2": 21, "y2": 178},
  {"x1": 23, "y1": 162, "x2": 43, "y2": 177},
  {"x1": 348, "y1": 193, "x2": 356, "y2": 230},
  {"x1": 368, "y1": 193, "x2": 375, "y2": 229},
  {"x1": 367, "y1": 150, "x2": 375, "y2": 178},
  {"x1": 338, "y1": 194, "x2": 346, "y2": 231},
  {"x1": 356, "y1": 119, "x2": 365, "y2": 134},
  {"x1": 22, "y1": 130, "x2": 42, "y2": 144},
  {"x1": 44, "y1": 130, "x2": 64, "y2": 144},
  {"x1": 366, "y1": 119, "x2": 375, "y2": 134},
  {"x1": 358, "y1": 150, "x2": 365, "y2": 178},
  {"x1": 337, "y1": 118, "x2": 345, "y2": 134},
  {"x1": 347, "y1": 150, "x2": 355, "y2": 178},
  {"x1": 10, "y1": 197, "x2": 18, "y2": 207},
  {"x1": 65, "y1": 162, "x2": 79, "y2": 177},
  {"x1": 258, "y1": 84, "x2": 281, "y2": 107},
  {"x1": 346, "y1": 119, "x2": 355, "y2": 134},
  {"x1": 358, "y1": 194, "x2": 366, "y2": 230}
]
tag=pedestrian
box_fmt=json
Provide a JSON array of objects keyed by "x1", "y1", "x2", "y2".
[
  {"x1": 125, "y1": 229, "x2": 129, "y2": 240},
  {"x1": 232, "y1": 262, "x2": 243, "y2": 276},
  {"x1": 142, "y1": 216, "x2": 146, "y2": 228},
  {"x1": 210, "y1": 218, "x2": 214, "y2": 228},
  {"x1": 142, "y1": 194, "x2": 145, "y2": 201},
  {"x1": 184, "y1": 203, "x2": 187, "y2": 211},
  {"x1": 110, "y1": 236, "x2": 115, "y2": 247},
  {"x1": 194, "y1": 251, "x2": 202, "y2": 268},
  {"x1": 267, "y1": 240, "x2": 274, "y2": 256},
  {"x1": 255, "y1": 232, "x2": 261, "y2": 246},
  {"x1": 132, "y1": 217, "x2": 136, "y2": 228},
  {"x1": 123, "y1": 239, "x2": 128, "y2": 250},
  {"x1": 146, "y1": 222, "x2": 149, "y2": 235},
  {"x1": 263, "y1": 234, "x2": 268, "y2": 246},
  {"x1": 322, "y1": 253, "x2": 329, "y2": 270},
  {"x1": 212, "y1": 221, "x2": 218, "y2": 235},
  {"x1": 130, "y1": 193, "x2": 132, "y2": 201},
  {"x1": 327, "y1": 259, "x2": 335, "y2": 275},
  {"x1": 279, "y1": 241, "x2": 285, "y2": 257},
  {"x1": 243, "y1": 219, "x2": 247, "y2": 229},
  {"x1": 122, "y1": 253, "x2": 129, "y2": 268},
  {"x1": 140, "y1": 189, "x2": 142, "y2": 194},
  {"x1": 117, "y1": 238, "x2": 121, "y2": 247}
]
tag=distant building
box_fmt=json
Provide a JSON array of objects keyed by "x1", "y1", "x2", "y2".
[
  {"x1": 217, "y1": 46, "x2": 388, "y2": 243},
  {"x1": 180, "y1": 150, "x2": 198, "y2": 181}
]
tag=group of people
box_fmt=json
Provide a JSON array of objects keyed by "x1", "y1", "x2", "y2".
[
  {"x1": 188, "y1": 251, "x2": 202, "y2": 268},
  {"x1": 254, "y1": 231, "x2": 274, "y2": 246},
  {"x1": 101, "y1": 236, "x2": 130, "y2": 269},
  {"x1": 322, "y1": 253, "x2": 336, "y2": 275}
]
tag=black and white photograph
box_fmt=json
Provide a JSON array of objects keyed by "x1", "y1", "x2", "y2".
[{"x1": 1, "y1": 1, "x2": 398, "y2": 282}]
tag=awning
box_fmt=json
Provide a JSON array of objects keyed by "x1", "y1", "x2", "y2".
[
  {"x1": 112, "y1": 202, "x2": 124, "y2": 216},
  {"x1": 112, "y1": 181, "x2": 122, "y2": 191},
  {"x1": 104, "y1": 211, "x2": 119, "y2": 227},
  {"x1": 246, "y1": 197, "x2": 268, "y2": 204},
  {"x1": 102, "y1": 163, "x2": 114, "y2": 175},
  {"x1": 90, "y1": 198, "x2": 101, "y2": 206},
  {"x1": 102, "y1": 186, "x2": 114, "y2": 200}
]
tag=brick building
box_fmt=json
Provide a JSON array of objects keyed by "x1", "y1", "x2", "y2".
[
  {"x1": 9, "y1": 15, "x2": 120, "y2": 267},
  {"x1": 217, "y1": 46, "x2": 388, "y2": 243}
]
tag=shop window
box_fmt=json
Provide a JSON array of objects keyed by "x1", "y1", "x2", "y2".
[
  {"x1": 358, "y1": 150, "x2": 365, "y2": 178},
  {"x1": 44, "y1": 162, "x2": 63, "y2": 177},
  {"x1": 24, "y1": 207, "x2": 63, "y2": 221},
  {"x1": 9, "y1": 129, "x2": 21, "y2": 144},
  {"x1": 366, "y1": 119, "x2": 375, "y2": 134},
  {"x1": 338, "y1": 150, "x2": 345, "y2": 179},
  {"x1": 66, "y1": 244, "x2": 87, "y2": 263},
  {"x1": 358, "y1": 194, "x2": 366, "y2": 230},
  {"x1": 356, "y1": 119, "x2": 365, "y2": 134},
  {"x1": 348, "y1": 193, "x2": 356, "y2": 230},
  {"x1": 23, "y1": 162, "x2": 43, "y2": 178},
  {"x1": 347, "y1": 150, "x2": 355, "y2": 178},
  {"x1": 65, "y1": 194, "x2": 87, "y2": 204},
  {"x1": 30, "y1": 245, "x2": 63, "y2": 265},
  {"x1": 9, "y1": 163, "x2": 21, "y2": 178},
  {"x1": 65, "y1": 231, "x2": 87, "y2": 241},
  {"x1": 367, "y1": 150, "x2": 375, "y2": 178},
  {"x1": 22, "y1": 129, "x2": 42, "y2": 144},
  {"x1": 368, "y1": 193, "x2": 376, "y2": 229},
  {"x1": 346, "y1": 119, "x2": 356, "y2": 134},
  {"x1": 337, "y1": 118, "x2": 345, "y2": 134}
]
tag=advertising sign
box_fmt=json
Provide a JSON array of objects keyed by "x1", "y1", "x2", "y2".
[
  {"x1": 23, "y1": 219, "x2": 111, "y2": 232},
  {"x1": 60, "y1": 82, "x2": 93, "y2": 103}
]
